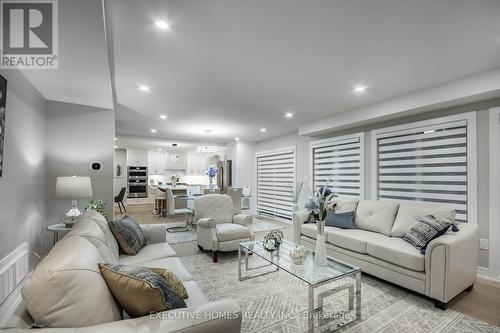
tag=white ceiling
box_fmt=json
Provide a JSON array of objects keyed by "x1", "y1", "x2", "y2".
[
  {"x1": 21, "y1": 0, "x2": 500, "y2": 142},
  {"x1": 22, "y1": 0, "x2": 113, "y2": 109}
]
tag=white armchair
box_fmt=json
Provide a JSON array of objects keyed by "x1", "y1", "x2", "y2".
[{"x1": 195, "y1": 194, "x2": 254, "y2": 262}]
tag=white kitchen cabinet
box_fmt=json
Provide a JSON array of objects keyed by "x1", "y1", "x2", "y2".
[
  {"x1": 186, "y1": 152, "x2": 207, "y2": 175},
  {"x1": 148, "y1": 151, "x2": 166, "y2": 175},
  {"x1": 127, "y1": 149, "x2": 148, "y2": 167}
]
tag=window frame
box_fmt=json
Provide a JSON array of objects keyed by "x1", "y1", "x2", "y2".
[
  {"x1": 255, "y1": 145, "x2": 296, "y2": 221},
  {"x1": 370, "y1": 111, "x2": 477, "y2": 224},
  {"x1": 309, "y1": 132, "x2": 365, "y2": 199}
]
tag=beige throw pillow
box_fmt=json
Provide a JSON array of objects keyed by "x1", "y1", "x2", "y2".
[{"x1": 99, "y1": 264, "x2": 186, "y2": 318}]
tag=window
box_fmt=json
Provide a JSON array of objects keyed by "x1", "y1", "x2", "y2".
[
  {"x1": 372, "y1": 112, "x2": 477, "y2": 223},
  {"x1": 311, "y1": 133, "x2": 364, "y2": 198},
  {"x1": 256, "y1": 147, "x2": 295, "y2": 220}
]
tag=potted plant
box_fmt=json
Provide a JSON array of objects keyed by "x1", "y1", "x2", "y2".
[
  {"x1": 207, "y1": 167, "x2": 217, "y2": 189},
  {"x1": 86, "y1": 199, "x2": 109, "y2": 221},
  {"x1": 170, "y1": 174, "x2": 180, "y2": 187},
  {"x1": 304, "y1": 177, "x2": 336, "y2": 266}
]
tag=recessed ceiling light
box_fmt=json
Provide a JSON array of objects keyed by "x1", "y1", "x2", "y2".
[
  {"x1": 285, "y1": 112, "x2": 294, "y2": 118},
  {"x1": 138, "y1": 85, "x2": 150, "y2": 92},
  {"x1": 260, "y1": 128, "x2": 267, "y2": 133},
  {"x1": 159, "y1": 114, "x2": 167, "y2": 120},
  {"x1": 235, "y1": 137, "x2": 240, "y2": 141},
  {"x1": 353, "y1": 84, "x2": 367, "y2": 94},
  {"x1": 150, "y1": 129, "x2": 157, "y2": 133},
  {"x1": 158, "y1": 148, "x2": 163, "y2": 151},
  {"x1": 114, "y1": 145, "x2": 118, "y2": 149},
  {"x1": 424, "y1": 130, "x2": 436, "y2": 134},
  {"x1": 114, "y1": 137, "x2": 117, "y2": 141},
  {"x1": 154, "y1": 20, "x2": 170, "y2": 30}
]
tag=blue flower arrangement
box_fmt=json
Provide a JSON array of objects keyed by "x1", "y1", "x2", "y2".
[
  {"x1": 207, "y1": 166, "x2": 217, "y2": 178},
  {"x1": 304, "y1": 176, "x2": 337, "y2": 221}
]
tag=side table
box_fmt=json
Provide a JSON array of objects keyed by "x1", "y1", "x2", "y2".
[{"x1": 46, "y1": 223, "x2": 72, "y2": 244}]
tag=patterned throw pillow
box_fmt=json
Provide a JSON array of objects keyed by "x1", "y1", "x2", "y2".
[
  {"x1": 109, "y1": 216, "x2": 146, "y2": 255},
  {"x1": 99, "y1": 264, "x2": 186, "y2": 317},
  {"x1": 149, "y1": 267, "x2": 189, "y2": 299},
  {"x1": 403, "y1": 215, "x2": 455, "y2": 254}
]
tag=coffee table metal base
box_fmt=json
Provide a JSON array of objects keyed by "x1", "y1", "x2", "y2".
[{"x1": 238, "y1": 244, "x2": 361, "y2": 332}]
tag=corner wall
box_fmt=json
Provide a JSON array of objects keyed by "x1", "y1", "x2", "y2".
[
  {"x1": 46, "y1": 101, "x2": 115, "y2": 221},
  {"x1": 0, "y1": 70, "x2": 48, "y2": 258}
]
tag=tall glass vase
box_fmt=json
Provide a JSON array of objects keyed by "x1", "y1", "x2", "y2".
[
  {"x1": 209, "y1": 176, "x2": 215, "y2": 189},
  {"x1": 315, "y1": 220, "x2": 328, "y2": 266}
]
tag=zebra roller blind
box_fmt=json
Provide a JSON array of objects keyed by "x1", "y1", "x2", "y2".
[
  {"x1": 312, "y1": 135, "x2": 363, "y2": 197},
  {"x1": 256, "y1": 147, "x2": 295, "y2": 220},
  {"x1": 376, "y1": 120, "x2": 469, "y2": 222}
]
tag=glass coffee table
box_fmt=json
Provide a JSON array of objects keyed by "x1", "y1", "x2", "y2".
[{"x1": 238, "y1": 240, "x2": 361, "y2": 331}]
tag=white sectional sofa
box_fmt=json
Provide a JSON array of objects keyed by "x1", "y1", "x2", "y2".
[
  {"x1": 3, "y1": 211, "x2": 242, "y2": 332},
  {"x1": 293, "y1": 198, "x2": 479, "y2": 309}
]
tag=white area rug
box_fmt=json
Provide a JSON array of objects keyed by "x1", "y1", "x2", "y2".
[{"x1": 180, "y1": 253, "x2": 499, "y2": 333}]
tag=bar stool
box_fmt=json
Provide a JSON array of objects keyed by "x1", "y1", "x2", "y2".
[
  {"x1": 153, "y1": 187, "x2": 167, "y2": 217},
  {"x1": 150, "y1": 185, "x2": 159, "y2": 215},
  {"x1": 165, "y1": 188, "x2": 194, "y2": 232}
]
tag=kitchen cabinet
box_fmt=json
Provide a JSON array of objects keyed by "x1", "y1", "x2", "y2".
[
  {"x1": 148, "y1": 151, "x2": 166, "y2": 175},
  {"x1": 127, "y1": 149, "x2": 148, "y2": 167},
  {"x1": 186, "y1": 152, "x2": 207, "y2": 175}
]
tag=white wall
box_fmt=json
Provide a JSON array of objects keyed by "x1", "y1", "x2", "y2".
[
  {"x1": 230, "y1": 141, "x2": 256, "y2": 213},
  {"x1": 114, "y1": 148, "x2": 127, "y2": 203},
  {"x1": 0, "y1": 70, "x2": 48, "y2": 258},
  {"x1": 46, "y1": 101, "x2": 115, "y2": 221}
]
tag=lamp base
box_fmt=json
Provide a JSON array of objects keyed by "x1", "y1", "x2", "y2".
[{"x1": 61, "y1": 200, "x2": 82, "y2": 227}]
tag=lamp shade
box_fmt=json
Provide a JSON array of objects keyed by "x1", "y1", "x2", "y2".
[{"x1": 56, "y1": 176, "x2": 93, "y2": 199}]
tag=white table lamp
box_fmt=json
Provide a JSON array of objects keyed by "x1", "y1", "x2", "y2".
[{"x1": 56, "y1": 176, "x2": 93, "y2": 226}]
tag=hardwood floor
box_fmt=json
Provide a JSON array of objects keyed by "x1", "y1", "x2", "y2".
[
  {"x1": 114, "y1": 203, "x2": 500, "y2": 327},
  {"x1": 449, "y1": 278, "x2": 500, "y2": 326}
]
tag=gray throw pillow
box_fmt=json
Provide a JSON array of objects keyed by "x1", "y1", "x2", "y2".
[
  {"x1": 325, "y1": 210, "x2": 355, "y2": 229},
  {"x1": 109, "y1": 216, "x2": 146, "y2": 255},
  {"x1": 403, "y1": 215, "x2": 456, "y2": 254}
]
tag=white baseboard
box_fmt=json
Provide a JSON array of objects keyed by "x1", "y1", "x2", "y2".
[{"x1": 477, "y1": 266, "x2": 500, "y2": 285}]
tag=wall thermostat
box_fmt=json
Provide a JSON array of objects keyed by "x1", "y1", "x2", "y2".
[{"x1": 90, "y1": 161, "x2": 102, "y2": 172}]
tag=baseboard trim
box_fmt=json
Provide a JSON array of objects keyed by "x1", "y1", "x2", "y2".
[{"x1": 477, "y1": 267, "x2": 500, "y2": 286}]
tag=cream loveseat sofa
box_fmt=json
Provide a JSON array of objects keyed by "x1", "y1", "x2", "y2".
[
  {"x1": 3, "y1": 211, "x2": 242, "y2": 333},
  {"x1": 293, "y1": 198, "x2": 479, "y2": 309}
]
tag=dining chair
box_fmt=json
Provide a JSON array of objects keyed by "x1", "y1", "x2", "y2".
[
  {"x1": 227, "y1": 187, "x2": 243, "y2": 214},
  {"x1": 203, "y1": 188, "x2": 220, "y2": 195},
  {"x1": 114, "y1": 187, "x2": 127, "y2": 214},
  {"x1": 241, "y1": 185, "x2": 251, "y2": 210}
]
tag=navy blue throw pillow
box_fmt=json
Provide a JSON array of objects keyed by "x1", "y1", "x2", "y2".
[{"x1": 325, "y1": 211, "x2": 355, "y2": 229}]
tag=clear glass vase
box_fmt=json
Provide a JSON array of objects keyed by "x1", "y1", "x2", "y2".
[{"x1": 315, "y1": 220, "x2": 328, "y2": 266}]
